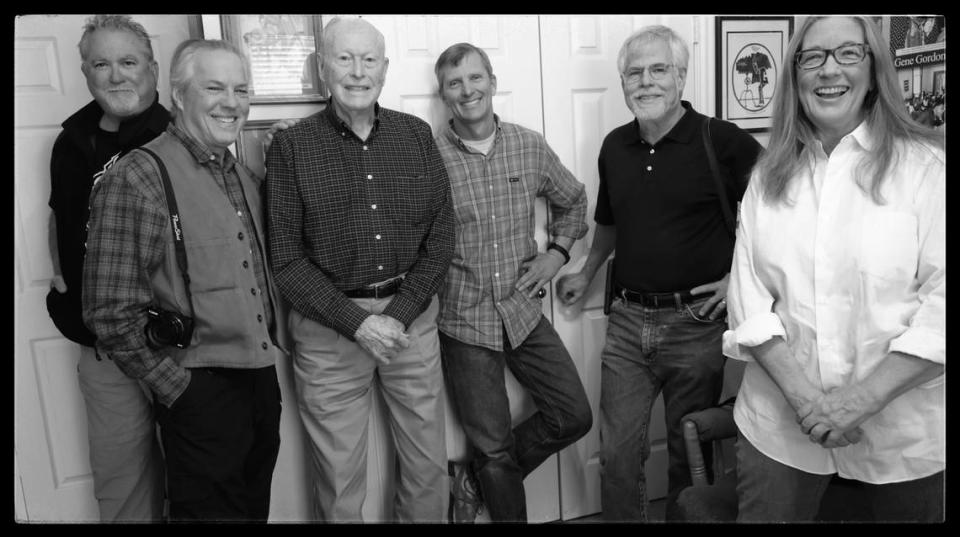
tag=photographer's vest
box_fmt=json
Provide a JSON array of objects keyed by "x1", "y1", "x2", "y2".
[{"x1": 139, "y1": 131, "x2": 287, "y2": 369}]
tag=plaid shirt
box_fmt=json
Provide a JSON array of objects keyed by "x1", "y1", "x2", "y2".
[
  {"x1": 436, "y1": 118, "x2": 588, "y2": 350},
  {"x1": 266, "y1": 103, "x2": 454, "y2": 338},
  {"x1": 83, "y1": 124, "x2": 273, "y2": 406}
]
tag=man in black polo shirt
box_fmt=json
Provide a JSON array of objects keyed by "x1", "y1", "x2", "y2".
[{"x1": 557, "y1": 25, "x2": 762, "y2": 522}]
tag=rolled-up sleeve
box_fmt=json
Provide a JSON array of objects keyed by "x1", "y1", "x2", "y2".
[
  {"x1": 887, "y1": 153, "x2": 945, "y2": 365},
  {"x1": 723, "y1": 174, "x2": 786, "y2": 362}
]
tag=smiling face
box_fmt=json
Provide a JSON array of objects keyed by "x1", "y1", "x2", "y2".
[
  {"x1": 321, "y1": 20, "x2": 388, "y2": 115},
  {"x1": 438, "y1": 51, "x2": 497, "y2": 137},
  {"x1": 620, "y1": 37, "x2": 685, "y2": 126},
  {"x1": 173, "y1": 49, "x2": 250, "y2": 152},
  {"x1": 797, "y1": 17, "x2": 874, "y2": 145},
  {"x1": 81, "y1": 28, "x2": 158, "y2": 125}
]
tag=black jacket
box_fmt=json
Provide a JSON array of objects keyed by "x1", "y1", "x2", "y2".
[{"x1": 47, "y1": 94, "x2": 170, "y2": 346}]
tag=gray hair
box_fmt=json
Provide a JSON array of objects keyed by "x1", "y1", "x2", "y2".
[
  {"x1": 168, "y1": 39, "x2": 250, "y2": 117},
  {"x1": 617, "y1": 25, "x2": 689, "y2": 78},
  {"x1": 78, "y1": 14, "x2": 154, "y2": 62},
  {"x1": 434, "y1": 42, "x2": 494, "y2": 88},
  {"x1": 320, "y1": 16, "x2": 386, "y2": 61}
]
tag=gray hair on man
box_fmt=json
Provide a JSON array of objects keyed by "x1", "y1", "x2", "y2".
[
  {"x1": 319, "y1": 16, "x2": 386, "y2": 60},
  {"x1": 617, "y1": 25, "x2": 689, "y2": 79},
  {"x1": 78, "y1": 14, "x2": 154, "y2": 62},
  {"x1": 168, "y1": 39, "x2": 250, "y2": 117}
]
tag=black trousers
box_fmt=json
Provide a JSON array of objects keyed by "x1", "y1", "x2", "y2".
[{"x1": 156, "y1": 365, "x2": 281, "y2": 522}]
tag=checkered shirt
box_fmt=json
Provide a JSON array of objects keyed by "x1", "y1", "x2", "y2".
[
  {"x1": 266, "y1": 103, "x2": 455, "y2": 338},
  {"x1": 83, "y1": 123, "x2": 272, "y2": 405},
  {"x1": 435, "y1": 118, "x2": 588, "y2": 350}
]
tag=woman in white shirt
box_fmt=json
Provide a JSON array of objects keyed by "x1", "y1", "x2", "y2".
[{"x1": 724, "y1": 16, "x2": 944, "y2": 522}]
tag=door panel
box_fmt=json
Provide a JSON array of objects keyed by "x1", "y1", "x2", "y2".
[{"x1": 13, "y1": 14, "x2": 192, "y2": 522}]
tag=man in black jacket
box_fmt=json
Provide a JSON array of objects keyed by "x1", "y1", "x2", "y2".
[{"x1": 47, "y1": 14, "x2": 168, "y2": 522}]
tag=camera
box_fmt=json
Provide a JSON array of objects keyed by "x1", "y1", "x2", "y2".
[{"x1": 144, "y1": 307, "x2": 194, "y2": 349}]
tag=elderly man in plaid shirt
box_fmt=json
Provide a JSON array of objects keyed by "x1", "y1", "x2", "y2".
[
  {"x1": 433, "y1": 43, "x2": 593, "y2": 523},
  {"x1": 265, "y1": 17, "x2": 454, "y2": 522}
]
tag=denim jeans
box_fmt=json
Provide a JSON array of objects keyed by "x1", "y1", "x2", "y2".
[
  {"x1": 736, "y1": 431, "x2": 945, "y2": 522},
  {"x1": 440, "y1": 315, "x2": 593, "y2": 522},
  {"x1": 599, "y1": 295, "x2": 725, "y2": 522}
]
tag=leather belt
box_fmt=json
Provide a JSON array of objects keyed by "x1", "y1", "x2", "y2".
[
  {"x1": 614, "y1": 284, "x2": 694, "y2": 308},
  {"x1": 344, "y1": 275, "x2": 405, "y2": 299}
]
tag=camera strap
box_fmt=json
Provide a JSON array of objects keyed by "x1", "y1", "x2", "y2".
[
  {"x1": 702, "y1": 117, "x2": 737, "y2": 241},
  {"x1": 137, "y1": 147, "x2": 196, "y2": 319}
]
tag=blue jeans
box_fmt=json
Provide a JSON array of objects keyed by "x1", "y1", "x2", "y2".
[
  {"x1": 736, "y1": 431, "x2": 945, "y2": 522},
  {"x1": 599, "y1": 295, "x2": 725, "y2": 522},
  {"x1": 439, "y1": 316, "x2": 593, "y2": 522}
]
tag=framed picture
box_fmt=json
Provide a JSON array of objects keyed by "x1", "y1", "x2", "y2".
[
  {"x1": 221, "y1": 15, "x2": 327, "y2": 103},
  {"x1": 715, "y1": 16, "x2": 793, "y2": 132},
  {"x1": 235, "y1": 120, "x2": 275, "y2": 178}
]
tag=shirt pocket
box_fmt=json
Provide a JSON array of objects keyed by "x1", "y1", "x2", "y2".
[
  {"x1": 389, "y1": 174, "x2": 433, "y2": 227},
  {"x1": 858, "y1": 209, "x2": 918, "y2": 281}
]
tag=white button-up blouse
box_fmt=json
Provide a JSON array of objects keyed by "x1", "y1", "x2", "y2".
[{"x1": 723, "y1": 122, "x2": 945, "y2": 484}]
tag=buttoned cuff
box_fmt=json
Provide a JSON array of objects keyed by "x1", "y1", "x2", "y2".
[
  {"x1": 888, "y1": 326, "x2": 945, "y2": 366},
  {"x1": 382, "y1": 293, "x2": 422, "y2": 329},
  {"x1": 140, "y1": 356, "x2": 190, "y2": 408},
  {"x1": 722, "y1": 312, "x2": 786, "y2": 362}
]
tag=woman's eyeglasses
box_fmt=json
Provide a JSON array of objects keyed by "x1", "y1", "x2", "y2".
[{"x1": 795, "y1": 43, "x2": 870, "y2": 70}]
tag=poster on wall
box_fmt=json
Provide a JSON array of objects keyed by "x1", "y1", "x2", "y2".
[
  {"x1": 888, "y1": 16, "x2": 945, "y2": 129},
  {"x1": 715, "y1": 17, "x2": 794, "y2": 132}
]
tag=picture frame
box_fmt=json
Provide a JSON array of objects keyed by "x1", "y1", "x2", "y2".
[
  {"x1": 221, "y1": 14, "x2": 327, "y2": 103},
  {"x1": 235, "y1": 120, "x2": 275, "y2": 178},
  {"x1": 715, "y1": 16, "x2": 793, "y2": 132}
]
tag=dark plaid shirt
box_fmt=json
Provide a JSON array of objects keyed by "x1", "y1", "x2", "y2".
[
  {"x1": 83, "y1": 123, "x2": 272, "y2": 405},
  {"x1": 266, "y1": 103, "x2": 454, "y2": 338}
]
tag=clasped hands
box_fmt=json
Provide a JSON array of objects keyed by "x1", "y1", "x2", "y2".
[
  {"x1": 795, "y1": 386, "x2": 872, "y2": 449},
  {"x1": 354, "y1": 314, "x2": 410, "y2": 365}
]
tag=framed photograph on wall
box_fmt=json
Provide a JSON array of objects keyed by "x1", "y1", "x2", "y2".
[
  {"x1": 221, "y1": 14, "x2": 326, "y2": 103},
  {"x1": 235, "y1": 120, "x2": 275, "y2": 178},
  {"x1": 715, "y1": 16, "x2": 793, "y2": 132}
]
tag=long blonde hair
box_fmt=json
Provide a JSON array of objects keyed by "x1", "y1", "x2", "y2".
[{"x1": 756, "y1": 16, "x2": 943, "y2": 205}]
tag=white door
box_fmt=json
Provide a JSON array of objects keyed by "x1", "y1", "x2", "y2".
[
  {"x1": 13, "y1": 14, "x2": 191, "y2": 522},
  {"x1": 540, "y1": 14, "x2": 713, "y2": 520},
  {"x1": 363, "y1": 14, "x2": 560, "y2": 523}
]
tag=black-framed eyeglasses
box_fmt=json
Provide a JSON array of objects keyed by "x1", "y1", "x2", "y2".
[{"x1": 795, "y1": 43, "x2": 871, "y2": 70}]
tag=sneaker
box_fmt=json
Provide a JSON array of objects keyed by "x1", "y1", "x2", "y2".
[{"x1": 448, "y1": 460, "x2": 484, "y2": 523}]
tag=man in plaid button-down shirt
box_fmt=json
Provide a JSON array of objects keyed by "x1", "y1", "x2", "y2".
[
  {"x1": 265, "y1": 18, "x2": 454, "y2": 522},
  {"x1": 433, "y1": 43, "x2": 593, "y2": 523}
]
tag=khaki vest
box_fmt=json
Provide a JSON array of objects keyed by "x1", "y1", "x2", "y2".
[{"x1": 140, "y1": 132, "x2": 287, "y2": 369}]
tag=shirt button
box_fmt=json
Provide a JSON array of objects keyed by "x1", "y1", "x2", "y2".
[
  {"x1": 257, "y1": 314, "x2": 263, "y2": 322},
  {"x1": 649, "y1": 148, "x2": 655, "y2": 154},
  {"x1": 237, "y1": 210, "x2": 243, "y2": 217},
  {"x1": 238, "y1": 232, "x2": 244, "y2": 240},
  {"x1": 367, "y1": 174, "x2": 373, "y2": 180},
  {"x1": 495, "y1": 272, "x2": 500, "y2": 278},
  {"x1": 363, "y1": 145, "x2": 369, "y2": 150},
  {"x1": 493, "y1": 243, "x2": 498, "y2": 248},
  {"x1": 262, "y1": 342, "x2": 268, "y2": 350},
  {"x1": 646, "y1": 165, "x2": 653, "y2": 171},
  {"x1": 378, "y1": 265, "x2": 384, "y2": 270},
  {"x1": 209, "y1": 154, "x2": 216, "y2": 161},
  {"x1": 371, "y1": 204, "x2": 377, "y2": 210},
  {"x1": 491, "y1": 215, "x2": 496, "y2": 220},
  {"x1": 375, "y1": 234, "x2": 381, "y2": 240},
  {"x1": 242, "y1": 260, "x2": 249, "y2": 268},
  {"x1": 251, "y1": 288, "x2": 257, "y2": 295}
]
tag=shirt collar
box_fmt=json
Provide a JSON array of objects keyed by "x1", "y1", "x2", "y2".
[
  {"x1": 848, "y1": 120, "x2": 874, "y2": 151},
  {"x1": 166, "y1": 122, "x2": 237, "y2": 171},
  {"x1": 323, "y1": 100, "x2": 382, "y2": 140},
  {"x1": 443, "y1": 114, "x2": 503, "y2": 153},
  {"x1": 621, "y1": 100, "x2": 697, "y2": 146}
]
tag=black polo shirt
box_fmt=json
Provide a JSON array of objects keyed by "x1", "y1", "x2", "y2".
[{"x1": 595, "y1": 101, "x2": 762, "y2": 293}]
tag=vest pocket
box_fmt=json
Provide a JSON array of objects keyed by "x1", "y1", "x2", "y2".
[{"x1": 184, "y1": 237, "x2": 239, "y2": 292}]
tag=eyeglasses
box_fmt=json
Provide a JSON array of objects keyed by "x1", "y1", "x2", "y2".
[
  {"x1": 795, "y1": 43, "x2": 870, "y2": 70},
  {"x1": 623, "y1": 63, "x2": 674, "y2": 84}
]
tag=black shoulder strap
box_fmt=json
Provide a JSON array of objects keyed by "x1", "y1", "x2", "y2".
[
  {"x1": 702, "y1": 117, "x2": 736, "y2": 240},
  {"x1": 137, "y1": 146, "x2": 195, "y2": 317}
]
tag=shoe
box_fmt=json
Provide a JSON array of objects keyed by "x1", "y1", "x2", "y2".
[{"x1": 448, "y1": 460, "x2": 484, "y2": 523}]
